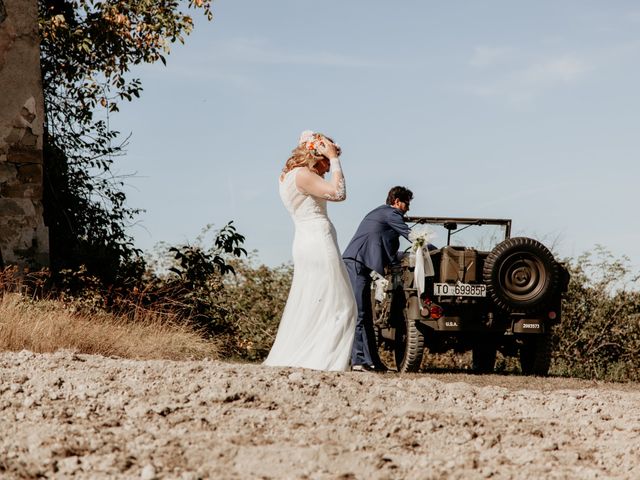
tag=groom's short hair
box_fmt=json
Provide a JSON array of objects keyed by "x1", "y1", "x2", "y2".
[{"x1": 386, "y1": 186, "x2": 413, "y2": 205}]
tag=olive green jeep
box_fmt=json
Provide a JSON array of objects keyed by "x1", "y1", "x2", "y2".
[{"x1": 373, "y1": 216, "x2": 570, "y2": 375}]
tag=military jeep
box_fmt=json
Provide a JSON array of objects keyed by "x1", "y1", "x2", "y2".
[{"x1": 373, "y1": 216, "x2": 570, "y2": 375}]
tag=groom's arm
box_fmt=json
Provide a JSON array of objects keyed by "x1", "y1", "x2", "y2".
[{"x1": 386, "y1": 209, "x2": 410, "y2": 240}]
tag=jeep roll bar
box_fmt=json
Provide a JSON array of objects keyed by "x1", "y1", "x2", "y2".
[{"x1": 405, "y1": 216, "x2": 512, "y2": 246}]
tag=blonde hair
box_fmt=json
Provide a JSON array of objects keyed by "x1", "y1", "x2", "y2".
[
  {"x1": 281, "y1": 133, "x2": 339, "y2": 177},
  {"x1": 281, "y1": 145, "x2": 327, "y2": 177}
]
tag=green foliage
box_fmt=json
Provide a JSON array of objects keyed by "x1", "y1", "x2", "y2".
[
  {"x1": 220, "y1": 259, "x2": 292, "y2": 360},
  {"x1": 42, "y1": 138, "x2": 145, "y2": 285},
  {"x1": 169, "y1": 222, "x2": 247, "y2": 283},
  {"x1": 38, "y1": 0, "x2": 214, "y2": 285},
  {"x1": 148, "y1": 224, "x2": 290, "y2": 359},
  {"x1": 39, "y1": 0, "x2": 213, "y2": 125},
  {"x1": 53, "y1": 221, "x2": 289, "y2": 360},
  {"x1": 160, "y1": 222, "x2": 247, "y2": 333},
  {"x1": 552, "y1": 247, "x2": 640, "y2": 381},
  {"x1": 34, "y1": 2, "x2": 287, "y2": 358},
  {"x1": 10, "y1": 227, "x2": 640, "y2": 379}
]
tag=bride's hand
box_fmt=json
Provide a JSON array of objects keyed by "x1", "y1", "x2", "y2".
[{"x1": 316, "y1": 137, "x2": 339, "y2": 158}]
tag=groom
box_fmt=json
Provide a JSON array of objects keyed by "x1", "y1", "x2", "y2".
[{"x1": 343, "y1": 186, "x2": 413, "y2": 372}]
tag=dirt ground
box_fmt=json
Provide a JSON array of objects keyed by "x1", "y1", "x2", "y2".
[{"x1": 1, "y1": 350, "x2": 640, "y2": 479}]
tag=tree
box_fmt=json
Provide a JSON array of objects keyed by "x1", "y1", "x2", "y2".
[{"x1": 38, "y1": 0, "x2": 214, "y2": 284}]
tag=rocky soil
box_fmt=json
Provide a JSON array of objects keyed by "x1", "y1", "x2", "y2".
[{"x1": 1, "y1": 350, "x2": 640, "y2": 479}]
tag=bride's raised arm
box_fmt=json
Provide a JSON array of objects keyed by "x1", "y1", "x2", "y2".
[{"x1": 295, "y1": 159, "x2": 346, "y2": 202}]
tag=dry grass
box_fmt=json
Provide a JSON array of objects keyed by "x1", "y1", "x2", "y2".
[{"x1": 0, "y1": 293, "x2": 220, "y2": 360}]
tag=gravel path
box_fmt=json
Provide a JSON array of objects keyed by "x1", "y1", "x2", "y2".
[{"x1": 1, "y1": 350, "x2": 639, "y2": 479}]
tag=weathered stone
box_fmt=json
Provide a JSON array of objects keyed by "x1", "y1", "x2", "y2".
[
  {"x1": 16, "y1": 163, "x2": 41, "y2": 182},
  {"x1": 0, "y1": 224, "x2": 18, "y2": 243},
  {"x1": 0, "y1": 198, "x2": 28, "y2": 216},
  {"x1": 0, "y1": 1, "x2": 15, "y2": 73},
  {"x1": 7, "y1": 146, "x2": 41, "y2": 165},
  {"x1": 23, "y1": 97, "x2": 36, "y2": 116},
  {"x1": 20, "y1": 129, "x2": 37, "y2": 146},
  {"x1": 4, "y1": 126, "x2": 22, "y2": 144},
  {"x1": 1, "y1": 182, "x2": 41, "y2": 198},
  {"x1": 0, "y1": 0, "x2": 48, "y2": 268},
  {"x1": 12, "y1": 114, "x2": 32, "y2": 129},
  {"x1": 0, "y1": 162, "x2": 16, "y2": 183}
]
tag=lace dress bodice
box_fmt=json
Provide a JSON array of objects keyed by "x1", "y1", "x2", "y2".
[{"x1": 279, "y1": 169, "x2": 329, "y2": 224}]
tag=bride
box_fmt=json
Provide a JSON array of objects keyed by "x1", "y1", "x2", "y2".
[{"x1": 264, "y1": 131, "x2": 356, "y2": 371}]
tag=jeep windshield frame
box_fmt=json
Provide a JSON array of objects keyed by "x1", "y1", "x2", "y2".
[{"x1": 405, "y1": 216, "x2": 512, "y2": 248}]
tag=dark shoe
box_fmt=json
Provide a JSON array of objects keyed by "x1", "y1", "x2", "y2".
[
  {"x1": 351, "y1": 364, "x2": 375, "y2": 372},
  {"x1": 351, "y1": 364, "x2": 387, "y2": 372}
]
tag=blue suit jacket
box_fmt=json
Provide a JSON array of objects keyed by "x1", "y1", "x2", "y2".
[{"x1": 343, "y1": 205, "x2": 411, "y2": 275}]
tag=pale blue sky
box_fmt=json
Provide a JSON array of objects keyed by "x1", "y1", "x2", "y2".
[{"x1": 113, "y1": 1, "x2": 640, "y2": 270}]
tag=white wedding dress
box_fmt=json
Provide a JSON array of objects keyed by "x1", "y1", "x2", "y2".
[{"x1": 264, "y1": 168, "x2": 356, "y2": 371}]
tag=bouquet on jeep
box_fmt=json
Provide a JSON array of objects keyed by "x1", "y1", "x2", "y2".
[{"x1": 409, "y1": 228, "x2": 435, "y2": 297}]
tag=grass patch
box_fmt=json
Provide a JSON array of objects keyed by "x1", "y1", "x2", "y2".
[{"x1": 0, "y1": 294, "x2": 219, "y2": 360}]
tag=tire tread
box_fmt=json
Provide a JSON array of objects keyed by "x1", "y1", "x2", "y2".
[{"x1": 483, "y1": 237, "x2": 559, "y2": 313}]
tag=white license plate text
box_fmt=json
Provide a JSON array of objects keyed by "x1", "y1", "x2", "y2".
[{"x1": 434, "y1": 283, "x2": 486, "y2": 297}]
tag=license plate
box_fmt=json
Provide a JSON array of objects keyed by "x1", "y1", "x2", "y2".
[{"x1": 434, "y1": 283, "x2": 486, "y2": 297}]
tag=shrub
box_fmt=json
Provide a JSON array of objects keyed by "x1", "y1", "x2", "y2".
[
  {"x1": 220, "y1": 258, "x2": 292, "y2": 360},
  {"x1": 0, "y1": 222, "x2": 250, "y2": 361},
  {"x1": 10, "y1": 217, "x2": 638, "y2": 382},
  {"x1": 551, "y1": 246, "x2": 640, "y2": 381},
  {"x1": 137, "y1": 225, "x2": 291, "y2": 359}
]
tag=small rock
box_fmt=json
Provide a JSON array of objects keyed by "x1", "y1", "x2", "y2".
[
  {"x1": 288, "y1": 371, "x2": 304, "y2": 383},
  {"x1": 455, "y1": 429, "x2": 475, "y2": 444},
  {"x1": 9, "y1": 384, "x2": 23, "y2": 394},
  {"x1": 140, "y1": 464, "x2": 156, "y2": 480},
  {"x1": 307, "y1": 378, "x2": 321, "y2": 388},
  {"x1": 58, "y1": 456, "x2": 81, "y2": 474},
  {"x1": 126, "y1": 405, "x2": 150, "y2": 419}
]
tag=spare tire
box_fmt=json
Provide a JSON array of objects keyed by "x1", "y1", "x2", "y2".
[{"x1": 483, "y1": 237, "x2": 559, "y2": 313}]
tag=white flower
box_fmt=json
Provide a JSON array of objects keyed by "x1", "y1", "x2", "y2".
[{"x1": 409, "y1": 228, "x2": 435, "y2": 252}]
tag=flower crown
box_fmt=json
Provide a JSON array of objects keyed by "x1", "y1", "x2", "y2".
[
  {"x1": 409, "y1": 229, "x2": 436, "y2": 252},
  {"x1": 306, "y1": 135, "x2": 324, "y2": 156},
  {"x1": 298, "y1": 130, "x2": 341, "y2": 157}
]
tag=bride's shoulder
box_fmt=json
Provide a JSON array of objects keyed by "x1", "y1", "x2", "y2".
[
  {"x1": 293, "y1": 166, "x2": 319, "y2": 186},
  {"x1": 282, "y1": 166, "x2": 312, "y2": 181},
  {"x1": 294, "y1": 166, "x2": 314, "y2": 178},
  {"x1": 280, "y1": 167, "x2": 310, "y2": 186},
  {"x1": 280, "y1": 168, "x2": 296, "y2": 182}
]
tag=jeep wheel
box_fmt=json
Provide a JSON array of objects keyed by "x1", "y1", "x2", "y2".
[
  {"x1": 371, "y1": 285, "x2": 424, "y2": 373},
  {"x1": 519, "y1": 333, "x2": 552, "y2": 376},
  {"x1": 393, "y1": 314, "x2": 425, "y2": 373},
  {"x1": 483, "y1": 237, "x2": 559, "y2": 313}
]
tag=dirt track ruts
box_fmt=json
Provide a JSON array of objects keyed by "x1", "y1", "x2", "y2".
[{"x1": 1, "y1": 350, "x2": 639, "y2": 479}]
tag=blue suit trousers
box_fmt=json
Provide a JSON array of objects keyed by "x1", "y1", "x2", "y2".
[{"x1": 344, "y1": 259, "x2": 381, "y2": 367}]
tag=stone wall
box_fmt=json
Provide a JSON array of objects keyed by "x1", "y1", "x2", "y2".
[{"x1": 0, "y1": 0, "x2": 49, "y2": 268}]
